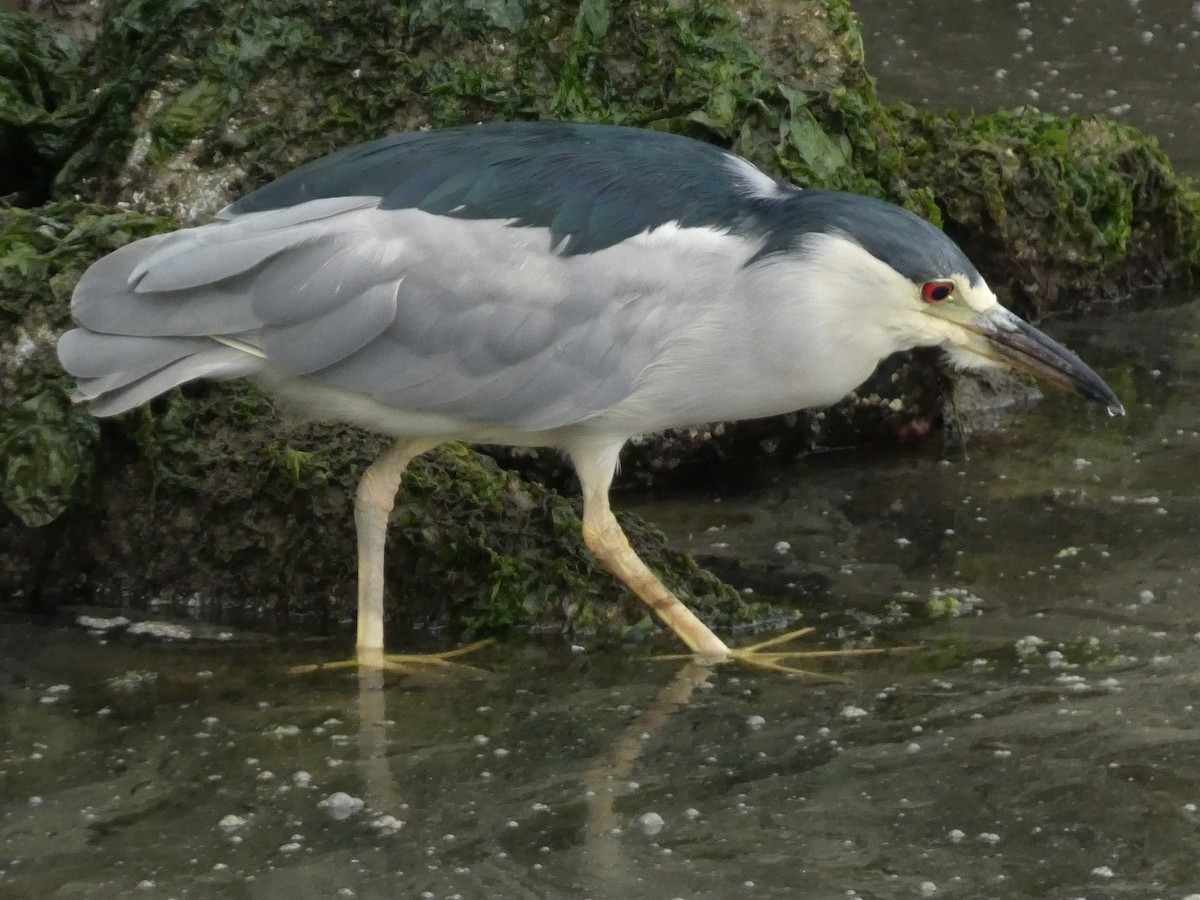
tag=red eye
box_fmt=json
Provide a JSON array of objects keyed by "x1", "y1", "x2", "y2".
[{"x1": 921, "y1": 281, "x2": 954, "y2": 304}]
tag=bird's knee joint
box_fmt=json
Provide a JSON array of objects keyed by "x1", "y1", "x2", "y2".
[
  {"x1": 356, "y1": 470, "x2": 399, "y2": 513},
  {"x1": 581, "y1": 519, "x2": 628, "y2": 558}
]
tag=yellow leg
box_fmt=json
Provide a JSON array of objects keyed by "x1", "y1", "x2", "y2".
[
  {"x1": 572, "y1": 441, "x2": 730, "y2": 658},
  {"x1": 571, "y1": 441, "x2": 906, "y2": 675},
  {"x1": 353, "y1": 438, "x2": 438, "y2": 653},
  {"x1": 293, "y1": 438, "x2": 491, "y2": 675}
]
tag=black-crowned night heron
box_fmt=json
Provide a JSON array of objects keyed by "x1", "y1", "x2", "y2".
[{"x1": 58, "y1": 121, "x2": 1123, "y2": 668}]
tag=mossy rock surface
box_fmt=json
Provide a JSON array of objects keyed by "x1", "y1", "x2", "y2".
[
  {"x1": 894, "y1": 106, "x2": 1200, "y2": 316},
  {"x1": 2, "y1": 0, "x2": 1197, "y2": 639},
  {"x1": 0, "y1": 11, "x2": 84, "y2": 205},
  {"x1": 7, "y1": 383, "x2": 752, "y2": 637},
  {"x1": 60, "y1": 0, "x2": 883, "y2": 218}
]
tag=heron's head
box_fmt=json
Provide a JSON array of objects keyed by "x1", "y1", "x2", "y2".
[{"x1": 775, "y1": 192, "x2": 1124, "y2": 416}]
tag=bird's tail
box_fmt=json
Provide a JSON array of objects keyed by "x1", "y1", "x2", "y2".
[{"x1": 57, "y1": 229, "x2": 269, "y2": 417}]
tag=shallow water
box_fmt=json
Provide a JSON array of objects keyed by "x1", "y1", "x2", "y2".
[{"x1": 5, "y1": 3, "x2": 1200, "y2": 899}]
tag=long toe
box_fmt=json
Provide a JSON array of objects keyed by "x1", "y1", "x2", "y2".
[
  {"x1": 657, "y1": 628, "x2": 909, "y2": 678},
  {"x1": 290, "y1": 639, "x2": 494, "y2": 675}
]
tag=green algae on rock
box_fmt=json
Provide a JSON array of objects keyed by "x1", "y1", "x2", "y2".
[
  {"x1": 0, "y1": 12, "x2": 84, "y2": 206},
  {"x1": 892, "y1": 106, "x2": 1200, "y2": 316},
  {"x1": 0, "y1": 203, "x2": 172, "y2": 527},
  {"x1": 2, "y1": 0, "x2": 1196, "y2": 641}
]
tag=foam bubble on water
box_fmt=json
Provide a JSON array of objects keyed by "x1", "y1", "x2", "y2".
[
  {"x1": 218, "y1": 814, "x2": 247, "y2": 831},
  {"x1": 639, "y1": 812, "x2": 665, "y2": 835},
  {"x1": 318, "y1": 792, "x2": 364, "y2": 821}
]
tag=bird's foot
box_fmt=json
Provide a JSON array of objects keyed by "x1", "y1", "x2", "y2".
[
  {"x1": 290, "y1": 639, "x2": 494, "y2": 675},
  {"x1": 658, "y1": 627, "x2": 903, "y2": 677}
]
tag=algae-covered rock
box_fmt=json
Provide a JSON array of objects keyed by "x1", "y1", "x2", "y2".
[
  {"x1": 61, "y1": 0, "x2": 842, "y2": 218},
  {"x1": 0, "y1": 12, "x2": 84, "y2": 205},
  {"x1": 3, "y1": 0, "x2": 1198, "y2": 640},
  {"x1": 0, "y1": 203, "x2": 171, "y2": 527},
  {"x1": 894, "y1": 106, "x2": 1200, "y2": 316}
]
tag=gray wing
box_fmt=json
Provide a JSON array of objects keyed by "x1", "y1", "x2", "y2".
[
  {"x1": 63, "y1": 197, "x2": 679, "y2": 431},
  {"x1": 60, "y1": 197, "x2": 380, "y2": 416},
  {"x1": 267, "y1": 204, "x2": 671, "y2": 431}
]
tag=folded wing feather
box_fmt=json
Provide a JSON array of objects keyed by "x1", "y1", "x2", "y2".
[{"x1": 60, "y1": 198, "x2": 674, "y2": 431}]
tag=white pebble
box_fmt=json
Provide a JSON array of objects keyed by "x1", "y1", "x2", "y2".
[{"x1": 746, "y1": 714, "x2": 766, "y2": 729}]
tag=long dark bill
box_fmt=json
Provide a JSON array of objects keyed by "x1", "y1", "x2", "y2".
[{"x1": 966, "y1": 307, "x2": 1125, "y2": 416}]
